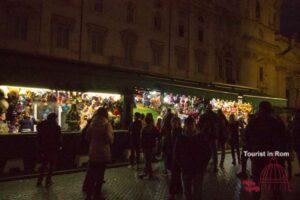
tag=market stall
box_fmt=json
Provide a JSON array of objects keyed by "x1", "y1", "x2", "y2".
[{"x1": 0, "y1": 85, "x2": 123, "y2": 134}]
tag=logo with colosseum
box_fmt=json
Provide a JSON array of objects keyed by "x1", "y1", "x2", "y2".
[{"x1": 242, "y1": 151, "x2": 292, "y2": 193}]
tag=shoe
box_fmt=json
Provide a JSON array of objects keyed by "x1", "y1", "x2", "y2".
[
  {"x1": 128, "y1": 165, "x2": 133, "y2": 169},
  {"x1": 94, "y1": 193, "x2": 106, "y2": 200},
  {"x1": 139, "y1": 173, "x2": 147, "y2": 179},
  {"x1": 36, "y1": 180, "x2": 42, "y2": 187},
  {"x1": 45, "y1": 180, "x2": 53, "y2": 187}
]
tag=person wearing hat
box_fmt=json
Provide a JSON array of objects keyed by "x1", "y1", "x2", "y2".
[{"x1": 36, "y1": 112, "x2": 62, "y2": 186}]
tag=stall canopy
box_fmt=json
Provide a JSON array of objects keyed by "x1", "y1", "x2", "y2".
[{"x1": 243, "y1": 95, "x2": 287, "y2": 113}]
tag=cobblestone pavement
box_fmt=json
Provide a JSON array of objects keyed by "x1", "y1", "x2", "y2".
[{"x1": 0, "y1": 154, "x2": 300, "y2": 200}]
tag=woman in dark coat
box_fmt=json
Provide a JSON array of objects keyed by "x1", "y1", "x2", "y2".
[{"x1": 167, "y1": 116, "x2": 183, "y2": 200}]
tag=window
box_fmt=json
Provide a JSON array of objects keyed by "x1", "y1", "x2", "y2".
[
  {"x1": 154, "y1": 12, "x2": 161, "y2": 31},
  {"x1": 198, "y1": 27, "x2": 203, "y2": 42},
  {"x1": 178, "y1": 24, "x2": 184, "y2": 37},
  {"x1": 255, "y1": 0, "x2": 260, "y2": 20},
  {"x1": 259, "y1": 67, "x2": 264, "y2": 81},
  {"x1": 13, "y1": 16, "x2": 28, "y2": 41},
  {"x1": 56, "y1": 24, "x2": 69, "y2": 49},
  {"x1": 91, "y1": 33, "x2": 104, "y2": 55},
  {"x1": 175, "y1": 47, "x2": 187, "y2": 70},
  {"x1": 152, "y1": 49, "x2": 162, "y2": 66},
  {"x1": 95, "y1": 0, "x2": 103, "y2": 12},
  {"x1": 151, "y1": 40, "x2": 164, "y2": 66},
  {"x1": 126, "y1": 2, "x2": 135, "y2": 23},
  {"x1": 87, "y1": 24, "x2": 107, "y2": 55},
  {"x1": 195, "y1": 50, "x2": 206, "y2": 73},
  {"x1": 121, "y1": 30, "x2": 137, "y2": 62},
  {"x1": 154, "y1": 0, "x2": 162, "y2": 8},
  {"x1": 124, "y1": 40, "x2": 134, "y2": 61},
  {"x1": 177, "y1": 55, "x2": 186, "y2": 69}
]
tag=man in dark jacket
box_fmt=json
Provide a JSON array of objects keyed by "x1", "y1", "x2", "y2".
[
  {"x1": 139, "y1": 113, "x2": 159, "y2": 179},
  {"x1": 37, "y1": 113, "x2": 62, "y2": 186},
  {"x1": 174, "y1": 116, "x2": 211, "y2": 200},
  {"x1": 128, "y1": 112, "x2": 143, "y2": 168},
  {"x1": 198, "y1": 104, "x2": 219, "y2": 172},
  {"x1": 245, "y1": 101, "x2": 287, "y2": 200}
]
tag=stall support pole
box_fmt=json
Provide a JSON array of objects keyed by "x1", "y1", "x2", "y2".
[{"x1": 121, "y1": 89, "x2": 134, "y2": 130}]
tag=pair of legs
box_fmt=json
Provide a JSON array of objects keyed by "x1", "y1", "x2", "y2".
[
  {"x1": 210, "y1": 140, "x2": 218, "y2": 172},
  {"x1": 83, "y1": 161, "x2": 106, "y2": 200},
  {"x1": 37, "y1": 153, "x2": 57, "y2": 185},
  {"x1": 237, "y1": 147, "x2": 249, "y2": 178},
  {"x1": 219, "y1": 140, "x2": 226, "y2": 168},
  {"x1": 169, "y1": 162, "x2": 182, "y2": 199},
  {"x1": 130, "y1": 145, "x2": 140, "y2": 167},
  {"x1": 182, "y1": 172, "x2": 204, "y2": 200},
  {"x1": 230, "y1": 141, "x2": 240, "y2": 165},
  {"x1": 142, "y1": 148, "x2": 153, "y2": 178}
]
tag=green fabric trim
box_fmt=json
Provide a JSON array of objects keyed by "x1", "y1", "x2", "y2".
[{"x1": 242, "y1": 95, "x2": 287, "y2": 113}]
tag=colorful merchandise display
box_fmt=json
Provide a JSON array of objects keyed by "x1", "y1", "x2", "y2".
[
  {"x1": 134, "y1": 90, "x2": 253, "y2": 123},
  {"x1": 0, "y1": 85, "x2": 123, "y2": 133},
  {"x1": 210, "y1": 98, "x2": 252, "y2": 120}
]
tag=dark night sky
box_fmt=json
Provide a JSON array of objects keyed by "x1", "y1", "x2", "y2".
[{"x1": 280, "y1": 0, "x2": 300, "y2": 38}]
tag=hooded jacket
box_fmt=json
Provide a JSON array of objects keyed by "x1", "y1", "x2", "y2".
[{"x1": 86, "y1": 117, "x2": 114, "y2": 162}]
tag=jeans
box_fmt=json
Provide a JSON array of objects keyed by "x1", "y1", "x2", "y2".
[
  {"x1": 169, "y1": 162, "x2": 182, "y2": 195},
  {"x1": 182, "y1": 172, "x2": 204, "y2": 200},
  {"x1": 219, "y1": 140, "x2": 226, "y2": 167},
  {"x1": 143, "y1": 148, "x2": 153, "y2": 177},
  {"x1": 210, "y1": 140, "x2": 218, "y2": 170},
  {"x1": 230, "y1": 141, "x2": 240, "y2": 164},
  {"x1": 37, "y1": 152, "x2": 57, "y2": 183},
  {"x1": 83, "y1": 161, "x2": 106, "y2": 198}
]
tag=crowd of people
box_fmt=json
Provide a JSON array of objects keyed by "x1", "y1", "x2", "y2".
[
  {"x1": 128, "y1": 102, "x2": 300, "y2": 200},
  {"x1": 34, "y1": 100, "x2": 300, "y2": 200}
]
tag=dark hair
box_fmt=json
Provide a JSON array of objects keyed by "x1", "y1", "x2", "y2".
[
  {"x1": 140, "y1": 113, "x2": 145, "y2": 120},
  {"x1": 145, "y1": 113, "x2": 154, "y2": 125},
  {"x1": 184, "y1": 116, "x2": 195, "y2": 125},
  {"x1": 134, "y1": 112, "x2": 140, "y2": 119},
  {"x1": 94, "y1": 107, "x2": 109, "y2": 119},
  {"x1": 259, "y1": 101, "x2": 272, "y2": 114},
  {"x1": 47, "y1": 113, "x2": 57, "y2": 121}
]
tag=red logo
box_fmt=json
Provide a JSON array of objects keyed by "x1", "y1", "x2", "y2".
[{"x1": 242, "y1": 157, "x2": 292, "y2": 193}]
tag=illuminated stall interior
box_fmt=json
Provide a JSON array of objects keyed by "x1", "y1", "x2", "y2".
[
  {"x1": 134, "y1": 88, "x2": 253, "y2": 124},
  {"x1": 0, "y1": 85, "x2": 122, "y2": 134}
]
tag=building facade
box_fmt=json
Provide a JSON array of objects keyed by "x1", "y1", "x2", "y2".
[{"x1": 0, "y1": 0, "x2": 299, "y2": 108}]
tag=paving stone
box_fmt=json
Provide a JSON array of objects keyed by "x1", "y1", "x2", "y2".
[{"x1": 0, "y1": 155, "x2": 299, "y2": 200}]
